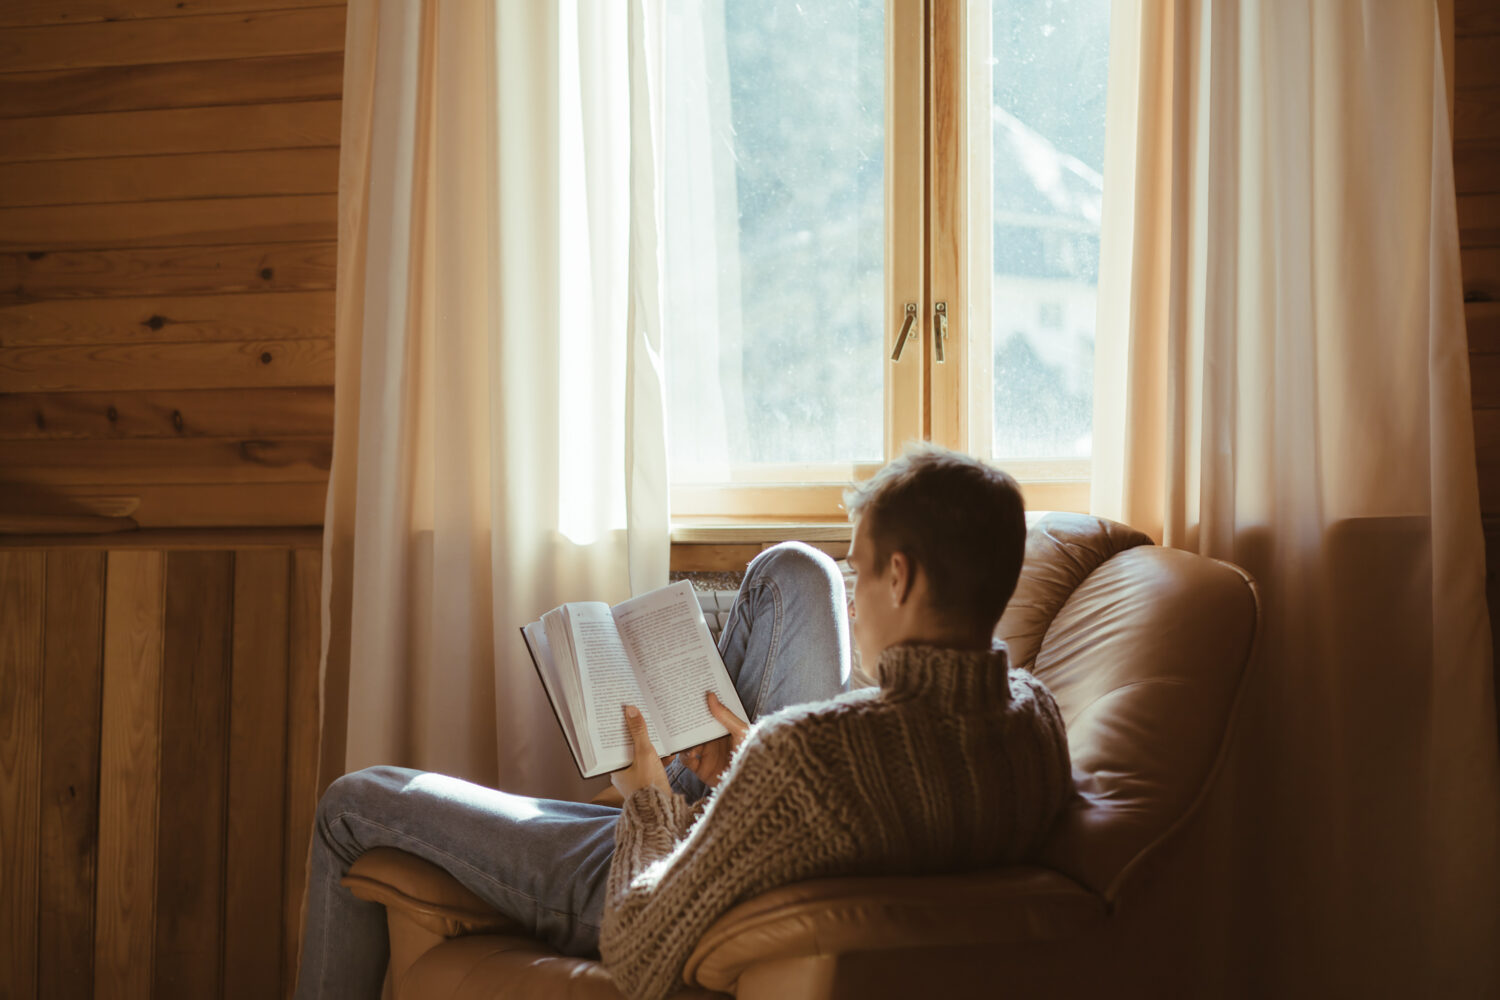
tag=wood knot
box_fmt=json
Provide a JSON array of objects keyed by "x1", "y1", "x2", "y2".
[
  {"x1": 106, "y1": 406, "x2": 118, "y2": 423},
  {"x1": 143, "y1": 315, "x2": 166, "y2": 331},
  {"x1": 27, "y1": 252, "x2": 45, "y2": 261},
  {"x1": 34, "y1": 411, "x2": 46, "y2": 430},
  {"x1": 260, "y1": 351, "x2": 273, "y2": 364},
  {"x1": 172, "y1": 410, "x2": 184, "y2": 432},
  {"x1": 260, "y1": 267, "x2": 274, "y2": 281}
]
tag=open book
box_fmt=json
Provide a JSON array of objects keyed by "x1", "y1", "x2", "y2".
[{"x1": 520, "y1": 580, "x2": 749, "y2": 779}]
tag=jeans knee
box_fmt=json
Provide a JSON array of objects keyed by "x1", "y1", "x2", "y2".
[
  {"x1": 745, "y1": 541, "x2": 843, "y2": 600},
  {"x1": 317, "y1": 765, "x2": 405, "y2": 831}
]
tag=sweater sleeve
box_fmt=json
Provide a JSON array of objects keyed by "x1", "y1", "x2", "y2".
[{"x1": 600, "y1": 732, "x2": 847, "y2": 1000}]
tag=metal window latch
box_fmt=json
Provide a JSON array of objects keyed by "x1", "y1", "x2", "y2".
[
  {"x1": 890, "y1": 302, "x2": 918, "y2": 361},
  {"x1": 934, "y1": 301, "x2": 948, "y2": 363}
]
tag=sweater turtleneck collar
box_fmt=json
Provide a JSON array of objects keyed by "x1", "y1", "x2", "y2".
[{"x1": 874, "y1": 641, "x2": 1013, "y2": 710}]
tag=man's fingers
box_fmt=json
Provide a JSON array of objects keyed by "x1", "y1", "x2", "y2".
[
  {"x1": 705, "y1": 691, "x2": 748, "y2": 735},
  {"x1": 623, "y1": 705, "x2": 652, "y2": 748}
]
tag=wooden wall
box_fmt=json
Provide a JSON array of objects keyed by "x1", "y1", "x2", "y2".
[
  {"x1": 1455, "y1": 1, "x2": 1500, "y2": 722},
  {"x1": 0, "y1": 534, "x2": 322, "y2": 1000},
  {"x1": 0, "y1": 1, "x2": 344, "y2": 530}
]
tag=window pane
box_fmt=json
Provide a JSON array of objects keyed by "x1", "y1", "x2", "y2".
[
  {"x1": 663, "y1": 1, "x2": 885, "y2": 480},
  {"x1": 990, "y1": 0, "x2": 1110, "y2": 460}
]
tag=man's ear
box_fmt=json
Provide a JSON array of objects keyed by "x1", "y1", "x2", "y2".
[{"x1": 888, "y1": 550, "x2": 915, "y2": 606}]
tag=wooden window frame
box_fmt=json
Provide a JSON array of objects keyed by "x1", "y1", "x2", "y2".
[{"x1": 669, "y1": 0, "x2": 1093, "y2": 537}]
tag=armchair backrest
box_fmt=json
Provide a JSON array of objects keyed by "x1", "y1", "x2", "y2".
[{"x1": 998, "y1": 513, "x2": 1259, "y2": 905}]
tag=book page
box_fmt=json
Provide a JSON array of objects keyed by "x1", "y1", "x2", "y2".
[
  {"x1": 569, "y1": 603, "x2": 666, "y2": 768},
  {"x1": 523, "y1": 620, "x2": 590, "y2": 775},
  {"x1": 612, "y1": 581, "x2": 749, "y2": 749}
]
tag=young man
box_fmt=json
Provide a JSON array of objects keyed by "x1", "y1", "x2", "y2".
[{"x1": 296, "y1": 448, "x2": 1072, "y2": 1000}]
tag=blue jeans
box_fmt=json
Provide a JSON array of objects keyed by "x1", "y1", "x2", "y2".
[{"x1": 295, "y1": 542, "x2": 851, "y2": 998}]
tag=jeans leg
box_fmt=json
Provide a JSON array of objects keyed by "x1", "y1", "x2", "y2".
[
  {"x1": 667, "y1": 541, "x2": 851, "y2": 800},
  {"x1": 295, "y1": 766, "x2": 619, "y2": 999}
]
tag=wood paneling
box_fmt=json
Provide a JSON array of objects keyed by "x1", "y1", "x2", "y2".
[
  {"x1": 1, "y1": 291, "x2": 334, "y2": 346},
  {"x1": 2, "y1": 289, "x2": 331, "y2": 347},
  {"x1": 225, "y1": 550, "x2": 291, "y2": 1000},
  {"x1": 154, "y1": 550, "x2": 234, "y2": 997},
  {"x1": 0, "y1": 148, "x2": 339, "y2": 208},
  {"x1": 0, "y1": 537, "x2": 322, "y2": 1000},
  {"x1": 0, "y1": 52, "x2": 344, "y2": 119},
  {"x1": 0, "y1": 0, "x2": 340, "y2": 530},
  {"x1": 0, "y1": 386, "x2": 334, "y2": 441},
  {"x1": 0, "y1": 7, "x2": 344, "y2": 73},
  {"x1": 39, "y1": 483, "x2": 330, "y2": 528},
  {"x1": 0, "y1": 337, "x2": 335, "y2": 393},
  {"x1": 0, "y1": 0, "x2": 338, "y2": 29},
  {"x1": 95, "y1": 550, "x2": 165, "y2": 1000},
  {"x1": 0, "y1": 242, "x2": 337, "y2": 303},
  {"x1": 37, "y1": 550, "x2": 106, "y2": 998},
  {"x1": 0, "y1": 437, "x2": 332, "y2": 485},
  {"x1": 0, "y1": 100, "x2": 340, "y2": 163},
  {"x1": 282, "y1": 548, "x2": 322, "y2": 997},
  {"x1": 0, "y1": 195, "x2": 337, "y2": 253},
  {"x1": 1457, "y1": 0, "x2": 1500, "y2": 729},
  {"x1": 0, "y1": 551, "x2": 45, "y2": 1000}
]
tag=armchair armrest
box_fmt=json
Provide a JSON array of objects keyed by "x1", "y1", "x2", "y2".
[
  {"x1": 343, "y1": 847, "x2": 520, "y2": 938},
  {"x1": 684, "y1": 866, "x2": 1105, "y2": 994}
]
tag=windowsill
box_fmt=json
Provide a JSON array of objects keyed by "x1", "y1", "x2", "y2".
[{"x1": 670, "y1": 520, "x2": 853, "y2": 545}]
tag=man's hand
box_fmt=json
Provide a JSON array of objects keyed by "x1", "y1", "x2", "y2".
[
  {"x1": 610, "y1": 705, "x2": 673, "y2": 798},
  {"x1": 676, "y1": 691, "x2": 751, "y2": 789}
]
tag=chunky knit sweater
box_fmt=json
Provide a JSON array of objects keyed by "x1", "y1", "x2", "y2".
[{"x1": 599, "y1": 641, "x2": 1073, "y2": 1000}]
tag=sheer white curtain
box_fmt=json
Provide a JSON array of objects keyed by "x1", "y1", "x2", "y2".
[
  {"x1": 1093, "y1": 0, "x2": 1500, "y2": 992},
  {"x1": 319, "y1": 0, "x2": 669, "y2": 804}
]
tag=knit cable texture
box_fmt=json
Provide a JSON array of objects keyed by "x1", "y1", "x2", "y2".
[{"x1": 599, "y1": 641, "x2": 1073, "y2": 1000}]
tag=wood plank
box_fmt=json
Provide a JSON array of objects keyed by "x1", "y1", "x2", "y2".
[
  {"x1": 282, "y1": 547, "x2": 321, "y2": 998},
  {"x1": 1459, "y1": 192, "x2": 1500, "y2": 247},
  {"x1": 0, "y1": 291, "x2": 333, "y2": 346},
  {"x1": 0, "y1": 148, "x2": 338, "y2": 208},
  {"x1": 1456, "y1": 88, "x2": 1500, "y2": 143},
  {"x1": 0, "y1": 100, "x2": 340, "y2": 163},
  {"x1": 1457, "y1": 35, "x2": 1500, "y2": 91},
  {"x1": 95, "y1": 550, "x2": 165, "y2": 1000},
  {"x1": 1457, "y1": 1, "x2": 1500, "y2": 38},
  {"x1": 0, "y1": 550, "x2": 45, "y2": 1000},
  {"x1": 0, "y1": 195, "x2": 337, "y2": 253},
  {"x1": 1462, "y1": 245, "x2": 1500, "y2": 302},
  {"x1": 0, "y1": 0, "x2": 340, "y2": 29},
  {"x1": 0, "y1": 337, "x2": 335, "y2": 392},
  {"x1": 1467, "y1": 300, "x2": 1500, "y2": 353},
  {"x1": 0, "y1": 52, "x2": 343, "y2": 120},
  {"x1": 1454, "y1": 141, "x2": 1500, "y2": 195},
  {"x1": 0, "y1": 7, "x2": 345, "y2": 73},
  {"x1": 1471, "y1": 407, "x2": 1500, "y2": 488},
  {"x1": 0, "y1": 526, "x2": 322, "y2": 550},
  {"x1": 669, "y1": 543, "x2": 763, "y2": 573},
  {"x1": 21, "y1": 484, "x2": 328, "y2": 529},
  {"x1": 0, "y1": 387, "x2": 334, "y2": 440},
  {"x1": 153, "y1": 550, "x2": 233, "y2": 998},
  {"x1": 37, "y1": 549, "x2": 106, "y2": 998},
  {"x1": 0, "y1": 437, "x2": 332, "y2": 485},
  {"x1": 224, "y1": 550, "x2": 290, "y2": 1000},
  {"x1": 0, "y1": 242, "x2": 337, "y2": 304},
  {"x1": 1471, "y1": 354, "x2": 1500, "y2": 409}
]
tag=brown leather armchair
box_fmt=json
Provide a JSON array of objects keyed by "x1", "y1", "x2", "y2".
[{"x1": 341, "y1": 513, "x2": 1260, "y2": 999}]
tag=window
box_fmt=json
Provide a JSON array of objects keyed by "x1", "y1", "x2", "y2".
[{"x1": 662, "y1": 0, "x2": 1111, "y2": 521}]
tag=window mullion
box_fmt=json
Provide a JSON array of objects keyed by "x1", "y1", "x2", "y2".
[
  {"x1": 926, "y1": 0, "x2": 967, "y2": 451},
  {"x1": 886, "y1": 0, "x2": 927, "y2": 459}
]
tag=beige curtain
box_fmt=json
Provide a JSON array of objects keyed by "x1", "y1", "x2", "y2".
[
  {"x1": 1092, "y1": 0, "x2": 1500, "y2": 992},
  {"x1": 319, "y1": 0, "x2": 669, "y2": 804}
]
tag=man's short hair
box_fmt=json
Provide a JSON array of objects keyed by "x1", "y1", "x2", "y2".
[{"x1": 845, "y1": 446, "x2": 1027, "y2": 634}]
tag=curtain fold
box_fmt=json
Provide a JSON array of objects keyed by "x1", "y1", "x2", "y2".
[
  {"x1": 1093, "y1": 0, "x2": 1500, "y2": 992},
  {"x1": 319, "y1": 0, "x2": 669, "y2": 805}
]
